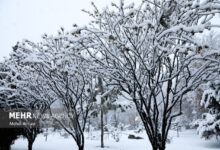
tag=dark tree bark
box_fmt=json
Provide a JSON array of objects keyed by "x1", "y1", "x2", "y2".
[
  {"x1": 22, "y1": 128, "x2": 40, "y2": 150},
  {"x1": 101, "y1": 104, "x2": 104, "y2": 148},
  {"x1": 28, "y1": 140, "x2": 33, "y2": 150},
  {"x1": 78, "y1": 145, "x2": 84, "y2": 150},
  {"x1": 98, "y1": 77, "x2": 104, "y2": 148},
  {"x1": 0, "y1": 128, "x2": 22, "y2": 150}
]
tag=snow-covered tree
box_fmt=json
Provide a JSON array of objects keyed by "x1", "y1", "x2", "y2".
[
  {"x1": 0, "y1": 44, "x2": 54, "y2": 150},
  {"x1": 178, "y1": 34, "x2": 220, "y2": 129},
  {"x1": 0, "y1": 62, "x2": 40, "y2": 150},
  {"x1": 14, "y1": 28, "x2": 96, "y2": 150},
  {"x1": 197, "y1": 80, "x2": 220, "y2": 139},
  {"x1": 0, "y1": 62, "x2": 23, "y2": 150},
  {"x1": 91, "y1": 76, "x2": 128, "y2": 148},
  {"x1": 78, "y1": 0, "x2": 220, "y2": 150},
  {"x1": 196, "y1": 33, "x2": 220, "y2": 139}
]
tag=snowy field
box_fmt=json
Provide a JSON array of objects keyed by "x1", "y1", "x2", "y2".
[{"x1": 11, "y1": 129, "x2": 220, "y2": 150}]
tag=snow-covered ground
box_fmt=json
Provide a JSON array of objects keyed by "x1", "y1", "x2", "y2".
[{"x1": 11, "y1": 129, "x2": 220, "y2": 150}]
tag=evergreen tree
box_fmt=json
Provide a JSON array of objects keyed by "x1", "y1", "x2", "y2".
[{"x1": 197, "y1": 80, "x2": 220, "y2": 139}]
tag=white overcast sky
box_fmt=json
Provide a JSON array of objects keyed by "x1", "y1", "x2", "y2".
[
  {"x1": 0, "y1": 0, "x2": 138, "y2": 61},
  {"x1": 0, "y1": 0, "x2": 219, "y2": 61}
]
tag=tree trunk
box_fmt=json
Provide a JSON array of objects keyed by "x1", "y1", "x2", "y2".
[
  {"x1": 152, "y1": 146, "x2": 165, "y2": 150},
  {"x1": 101, "y1": 103, "x2": 104, "y2": 148},
  {"x1": 78, "y1": 145, "x2": 84, "y2": 150},
  {"x1": 152, "y1": 143, "x2": 166, "y2": 150},
  {"x1": 98, "y1": 77, "x2": 104, "y2": 148},
  {"x1": 159, "y1": 146, "x2": 165, "y2": 150},
  {"x1": 28, "y1": 140, "x2": 33, "y2": 150},
  {"x1": 4, "y1": 144, "x2": 11, "y2": 150}
]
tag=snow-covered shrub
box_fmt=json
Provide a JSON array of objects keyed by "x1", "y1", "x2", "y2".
[
  {"x1": 118, "y1": 122, "x2": 125, "y2": 131},
  {"x1": 106, "y1": 124, "x2": 121, "y2": 142},
  {"x1": 134, "y1": 122, "x2": 144, "y2": 133},
  {"x1": 172, "y1": 119, "x2": 182, "y2": 137},
  {"x1": 110, "y1": 127, "x2": 120, "y2": 142},
  {"x1": 166, "y1": 135, "x2": 173, "y2": 144},
  {"x1": 197, "y1": 81, "x2": 220, "y2": 139}
]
